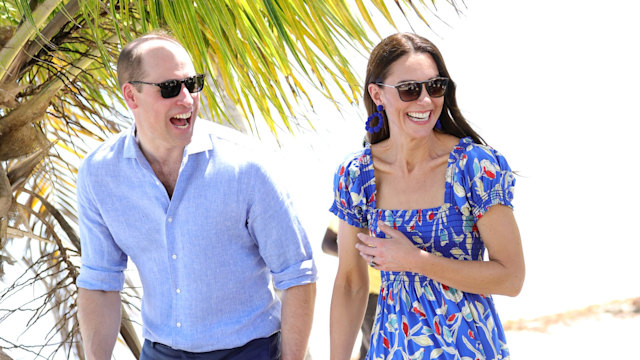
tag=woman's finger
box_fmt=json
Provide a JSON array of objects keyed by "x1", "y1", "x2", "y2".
[
  {"x1": 357, "y1": 244, "x2": 377, "y2": 257},
  {"x1": 356, "y1": 232, "x2": 379, "y2": 247},
  {"x1": 377, "y1": 221, "x2": 401, "y2": 237}
]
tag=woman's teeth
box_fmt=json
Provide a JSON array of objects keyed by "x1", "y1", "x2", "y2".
[{"x1": 407, "y1": 111, "x2": 430, "y2": 121}]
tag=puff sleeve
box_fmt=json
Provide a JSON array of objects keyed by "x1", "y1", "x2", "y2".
[
  {"x1": 452, "y1": 141, "x2": 516, "y2": 219},
  {"x1": 329, "y1": 152, "x2": 372, "y2": 228}
]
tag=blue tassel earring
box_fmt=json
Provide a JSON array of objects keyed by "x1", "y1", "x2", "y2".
[
  {"x1": 435, "y1": 118, "x2": 442, "y2": 130},
  {"x1": 366, "y1": 104, "x2": 385, "y2": 133}
]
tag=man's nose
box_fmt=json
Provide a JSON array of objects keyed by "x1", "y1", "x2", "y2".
[{"x1": 176, "y1": 84, "x2": 195, "y2": 104}]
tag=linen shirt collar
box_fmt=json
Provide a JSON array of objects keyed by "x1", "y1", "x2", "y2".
[{"x1": 122, "y1": 119, "x2": 214, "y2": 160}]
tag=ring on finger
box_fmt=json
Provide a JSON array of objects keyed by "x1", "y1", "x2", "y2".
[{"x1": 369, "y1": 256, "x2": 377, "y2": 267}]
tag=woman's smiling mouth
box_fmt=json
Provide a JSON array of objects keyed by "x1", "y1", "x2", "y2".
[{"x1": 407, "y1": 111, "x2": 431, "y2": 121}]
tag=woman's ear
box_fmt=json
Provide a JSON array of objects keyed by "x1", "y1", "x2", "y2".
[
  {"x1": 367, "y1": 83, "x2": 382, "y2": 106},
  {"x1": 122, "y1": 83, "x2": 139, "y2": 110}
]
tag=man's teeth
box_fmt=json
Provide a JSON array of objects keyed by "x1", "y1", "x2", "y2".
[
  {"x1": 171, "y1": 112, "x2": 191, "y2": 129},
  {"x1": 174, "y1": 112, "x2": 191, "y2": 119},
  {"x1": 407, "y1": 111, "x2": 430, "y2": 120}
]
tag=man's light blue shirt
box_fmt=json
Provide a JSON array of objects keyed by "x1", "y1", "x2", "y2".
[{"x1": 76, "y1": 120, "x2": 317, "y2": 352}]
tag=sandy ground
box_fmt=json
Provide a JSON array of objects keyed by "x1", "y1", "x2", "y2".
[{"x1": 504, "y1": 298, "x2": 640, "y2": 359}]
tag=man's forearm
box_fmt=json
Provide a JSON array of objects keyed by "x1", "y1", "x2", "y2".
[
  {"x1": 77, "y1": 288, "x2": 122, "y2": 360},
  {"x1": 280, "y1": 282, "x2": 316, "y2": 360}
]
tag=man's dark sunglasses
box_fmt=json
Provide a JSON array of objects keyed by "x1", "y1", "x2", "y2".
[
  {"x1": 376, "y1": 77, "x2": 449, "y2": 102},
  {"x1": 129, "y1": 74, "x2": 205, "y2": 99}
]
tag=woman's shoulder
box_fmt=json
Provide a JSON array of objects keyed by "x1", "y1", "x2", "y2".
[
  {"x1": 452, "y1": 137, "x2": 510, "y2": 170},
  {"x1": 334, "y1": 145, "x2": 373, "y2": 178},
  {"x1": 331, "y1": 145, "x2": 375, "y2": 225},
  {"x1": 449, "y1": 137, "x2": 516, "y2": 216}
]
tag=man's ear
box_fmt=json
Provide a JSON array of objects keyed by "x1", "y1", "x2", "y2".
[{"x1": 122, "y1": 83, "x2": 139, "y2": 110}]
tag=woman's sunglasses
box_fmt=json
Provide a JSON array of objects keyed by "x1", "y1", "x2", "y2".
[
  {"x1": 376, "y1": 77, "x2": 449, "y2": 102},
  {"x1": 129, "y1": 74, "x2": 205, "y2": 99}
]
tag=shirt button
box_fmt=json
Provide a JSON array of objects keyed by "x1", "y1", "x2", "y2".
[
  {"x1": 172, "y1": 254, "x2": 177, "y2": 260},
  {"x1": 168, "y1": 217, "x2": 173, "y2": 223},
  {"x1": 176, "y1": 288, "x2": 181, "y2": 294},
  {"x1": 176, "y1": 322, "x2": 181, "y2": 328}
]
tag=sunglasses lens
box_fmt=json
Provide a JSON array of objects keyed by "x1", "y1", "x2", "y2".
[
  {"x1": 426, "y1": 78, "x2": 448, "y2": 97},
  {"x1": 185, "y1": 75, "x2": 205, "y2": 93},
  {"x1": 184, "y1": 75, "x2": 205, "y2": 94},
  {"x1": 194, "y1": 74, "x2": 205, "y2": 92},
  {"x1": 159, "y1": 80, "x2": 182, "y2": 98},
  {"x1": 397, "y1": 82, "x2": 422, "y2": 102}
]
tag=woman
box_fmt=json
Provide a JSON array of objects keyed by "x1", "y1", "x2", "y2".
[{"x1": 329, "y1": 33, "x2": 525, "y2": 360}]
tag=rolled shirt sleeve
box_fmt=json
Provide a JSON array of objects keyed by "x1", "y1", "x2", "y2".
[
  {"x1": 246, "y1": 161, "x2": 317, "y2": 290},
  {"x1": 76, "y1": 154, "x2": 127, "y2": 291}
]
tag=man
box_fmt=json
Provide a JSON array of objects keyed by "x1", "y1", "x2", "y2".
[{"x1": 76, "y1": 32, "x2": 317, "y2": 360}]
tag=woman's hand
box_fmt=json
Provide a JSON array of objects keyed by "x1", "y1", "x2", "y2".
[
  {"x1": 356, "y1": 206, "x2": 524, "y2": 296},
  {"x1": 355, "y1": 221, "x2": 422, "y2": 272}
]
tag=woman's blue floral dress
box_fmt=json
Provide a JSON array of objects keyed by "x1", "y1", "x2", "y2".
[{"x1": 330, "y1": 137, "x2": 516, "y2": 360}]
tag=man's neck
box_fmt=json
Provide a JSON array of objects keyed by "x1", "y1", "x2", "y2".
[{"x1": 137, "y1": 137, "x2": 185, "y2": 198}]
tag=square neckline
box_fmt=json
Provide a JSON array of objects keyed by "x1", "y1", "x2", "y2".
[{"x1": 363, "y1": 137, "x2": 470, "y2": 214}]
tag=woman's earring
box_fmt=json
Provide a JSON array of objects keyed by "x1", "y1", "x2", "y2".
[
  {"x1": 366, "y1": 105, "x2": 385, "y2": 133},
  {"x1": 435, "y1": 118, "x2": 442, "y2": 130}
]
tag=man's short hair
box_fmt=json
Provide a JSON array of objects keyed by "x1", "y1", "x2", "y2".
[{"x1": 116, "y1": 30, "x2": 183, "y2": 90}]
